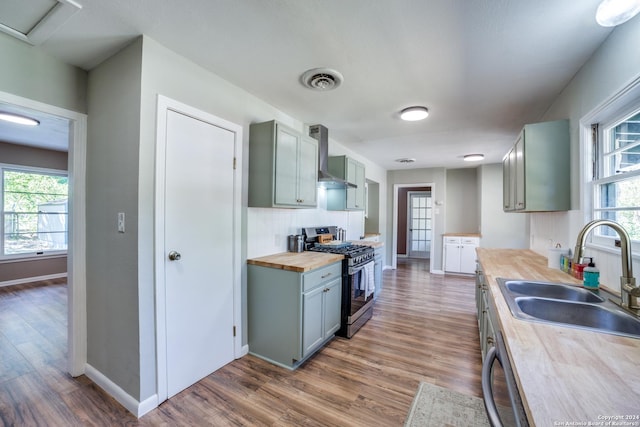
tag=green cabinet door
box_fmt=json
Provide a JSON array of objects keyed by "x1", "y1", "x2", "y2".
[
  {"x1": 297, "y1": 135, "x2": 319, "y2": 207},
  {"x1": 302, "y1": 285, "x2": 325, "y2": 357},
  {"x1": 327, "y1": 155, "x2": 366, "y2": 211},
  {"x1": 323, "y1": 277, "x2": 342, "y2": 336},
  {"x1": 274, "y1": 125, "x2": 300, "y2": 206}
]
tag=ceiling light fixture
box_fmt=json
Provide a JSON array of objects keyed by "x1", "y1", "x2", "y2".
[
  {"x1": 596, "y1": 0, "x2": 640, "y2": 26},
  {"x1": 463, "y1": 154, "x2": 484, "y2": 162},
  {"x1": 400, "y1": 106, "x2": 429, "y2": 121},
  {"x1": 0, "y1": 112, "x2": 40, "y2": 126}
]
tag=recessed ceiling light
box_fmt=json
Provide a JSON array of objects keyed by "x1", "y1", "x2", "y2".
[
  {"x1": 0, "y1": 112, "x2": 40, "y2": 126},
  {"x1": 400, "y1": 106, "x2": 429, "y2": 121},
  {"x1": 596, "y1": 0, "x2": 640, "y2": 26},
  {"x1": 463, "y1": 154, "x2": 484, "y2": 162},
  {"x1": 395, "y1": 158, "x2": 416, "y2": 164}
]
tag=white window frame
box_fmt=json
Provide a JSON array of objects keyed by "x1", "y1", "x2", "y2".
[
  {"x1": 1, "y1": 163, "x2": 69, "y2": 260},
  {"x1": 581, "y1": 77, "x2": 640, "y2": 255}
]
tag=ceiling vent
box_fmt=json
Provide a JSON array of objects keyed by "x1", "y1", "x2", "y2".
[
  {"x1": 301, "y1": 68, "x2": 344, "y2": 91},
  {"x1": 395, "y1": 158, "x2": 416, "y2": 164}
]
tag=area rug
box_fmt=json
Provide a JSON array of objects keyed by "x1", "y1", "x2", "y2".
[{"x1": 404, "y1": 382, "x2": 493, "y2": 427}]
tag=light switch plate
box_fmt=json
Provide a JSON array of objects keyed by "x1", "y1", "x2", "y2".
[{"x1": 117, "y1": 212, "x2": 125, "y2": 233}]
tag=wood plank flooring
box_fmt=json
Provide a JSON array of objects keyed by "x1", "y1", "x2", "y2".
[{"x1": 0, "y1": 259, "x2": 482, "y2": 426}]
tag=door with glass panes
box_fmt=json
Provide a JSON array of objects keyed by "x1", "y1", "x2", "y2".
[{"x1": 407, "y1": 191, "x2": 432, "y2": 258}]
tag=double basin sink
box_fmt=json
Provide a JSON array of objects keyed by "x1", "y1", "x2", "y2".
[{"x1": 497, "y1": 279, "x2": 640, "y2": 339}]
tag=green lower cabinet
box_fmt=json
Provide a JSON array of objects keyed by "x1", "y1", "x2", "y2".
[
  {"x1": 302, "y1": 277, "x2": 341, "y2": 357},
  {"x1": 248, "y1": 261, "x2": 342, "y2": 369}
]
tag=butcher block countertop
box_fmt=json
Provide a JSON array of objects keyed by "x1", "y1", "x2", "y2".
[
  {"x1": 350, "y1": 240, "x2": 384, "y2": 248},
  {"x1": 477, "y1": 248, "x2": 640, "y2": 426},
  {"x1": 247, "y1": 251, "x2": 343, "y2": 273}
]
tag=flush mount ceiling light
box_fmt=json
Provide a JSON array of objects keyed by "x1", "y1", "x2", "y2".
[
  {"x1": 596, "y1": 0, "x2": 640, "y2": 26},
  {"x1": 301, "y1": 68, "x2": 344, "y2": 91},
  {"x1": 400, "y1": 106, "x2": 429, "y2": 121},
  {"x1": 463, "y1": 154, "x2": 484, "y2": 162},
  {"x1": 0, "y1": 112, "x2": 40, "y2": 126},
  {"x1": 395, "y1": 157, "x2": 416, "y2": 164}
]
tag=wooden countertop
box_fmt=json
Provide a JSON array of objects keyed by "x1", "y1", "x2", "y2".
[
  {"x1": 476, "y1": 248, "x2": 640, "y2": 426},
  {"x1": 349, "y1": 240, "x2": 384, "y2": 248},
  {"x1": 247, "y1": 251, "x2": 343, "y2": 273},
  {"x1": 443, "y1": 232, "x2": 482, "y2": 237}
]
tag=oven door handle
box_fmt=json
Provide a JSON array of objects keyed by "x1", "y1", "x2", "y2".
[{"x1": 481, "y1": 345, "x2": 502, "y2": 427}]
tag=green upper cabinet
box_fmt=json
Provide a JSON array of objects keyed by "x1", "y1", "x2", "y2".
[
  {"x1": 502, "y1": 119, "x2": 570, "y2": 212},
  {"x1": 249, "y1": 120, "x2": 318, "y2": 208},
  {"x1": 327, "y1": 155, "x2": 366, "y2": 210}
]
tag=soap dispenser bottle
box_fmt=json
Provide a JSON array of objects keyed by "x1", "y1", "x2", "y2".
[{"x1": 583, "y1": 261, "x2": 600, "y2": 289}]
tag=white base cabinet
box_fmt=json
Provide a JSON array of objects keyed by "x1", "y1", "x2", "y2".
[
  {"x1": 443, "y1": 236, "x2": 479, "y2": 274},
  {"x1": 247, "y1": 261, "x2": 342, "y2": 369}
]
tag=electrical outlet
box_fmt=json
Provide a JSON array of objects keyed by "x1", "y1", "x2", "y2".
[{"x1": 117, "y1": 212, "x2": 125, "y2": 233}]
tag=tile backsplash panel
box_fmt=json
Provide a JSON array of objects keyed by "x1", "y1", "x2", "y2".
[{"x1": 247, "y1": 190, "x2": 365, "y2": 258}]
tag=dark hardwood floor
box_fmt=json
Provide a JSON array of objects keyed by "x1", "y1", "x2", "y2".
[{"x1": 0, "y1": 258, "x2": 481, "y2": 426}]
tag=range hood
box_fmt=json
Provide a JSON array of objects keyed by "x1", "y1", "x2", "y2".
[{"x1": 308, "y1": 124, "x2": 357, "y2": 189}]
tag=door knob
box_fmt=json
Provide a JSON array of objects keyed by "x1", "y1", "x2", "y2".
[{"x1": 168, "y1": 251, "x2": 181, "y2": 261}]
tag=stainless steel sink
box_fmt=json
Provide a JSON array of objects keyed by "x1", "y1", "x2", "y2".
[
  {"x1": 497, "y1": 278, "x2": 640, "y2": 339},
  {"x1": 503, "y1": 280, "x2": 604, "y2": 303}
]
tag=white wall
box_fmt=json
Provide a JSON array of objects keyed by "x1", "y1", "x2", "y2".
[
  {"x1": 478, "y1": 164, "x2": 529, "y2": 248},
  {"x1": 530, "y1": 16, "x2": 640, "y2": 289}
]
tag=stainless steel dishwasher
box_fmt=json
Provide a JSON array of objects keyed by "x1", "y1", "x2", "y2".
[{"x1": 481, "y1": 330, "x2": 529, "y2": 427}]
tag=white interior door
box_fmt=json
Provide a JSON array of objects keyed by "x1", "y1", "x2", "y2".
[
  {"x1": 407, "y1": 191, "x2": 432, "y2": 259},
  {"x1": 163, "y1": 108, "x2": 235, "y2": 398}
]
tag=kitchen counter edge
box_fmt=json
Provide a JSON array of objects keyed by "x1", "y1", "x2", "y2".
[
  {"x1": 247, "y1": 251, "x2": 344, "y2": 272},
  {"x1": 476, "y1": 248, "x2": 640, "y2": 426}
]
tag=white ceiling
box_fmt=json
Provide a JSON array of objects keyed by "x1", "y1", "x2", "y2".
[{"x1": 0, "y1": 0, "x2": 617, "y2": 169}]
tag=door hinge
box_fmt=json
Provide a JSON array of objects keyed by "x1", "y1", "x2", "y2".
[
  {"x1": 233, "y1": 326, "x2": 236, "y2": 337},
  {"x1": 233, "y1": 157, "x2": 237, "y2": 170}
]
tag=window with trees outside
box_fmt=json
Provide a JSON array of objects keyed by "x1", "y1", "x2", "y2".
[
  {"x1": 1, "y1": 165, "x2": 68, "y2": 258},
  {"x1": 592, "y1": 106, "x2": 640, "y2": 244}
]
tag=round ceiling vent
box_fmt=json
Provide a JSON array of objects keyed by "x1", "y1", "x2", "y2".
[
  {"x1": 301, "y1": 68, "x2": 344, "y2": 91},
  {"x1": 395, "y1": 158, "x2": 416, "y2": 164}
]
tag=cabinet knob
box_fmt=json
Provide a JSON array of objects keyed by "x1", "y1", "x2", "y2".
[{"x1": 168, "y1": 251, "x2": 182, "y2": 261}]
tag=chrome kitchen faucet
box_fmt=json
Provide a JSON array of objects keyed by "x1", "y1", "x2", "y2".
[{"x1": 573, "y1": 220, "x2": 639, "y2": 315}]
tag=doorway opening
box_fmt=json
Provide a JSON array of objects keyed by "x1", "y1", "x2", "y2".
[
  {"x1": 0, "y1": 90, "x2": 87, "y2": 377},
  {"x1": 392, "y1": 183, "x2": 437, "y2": 272}
]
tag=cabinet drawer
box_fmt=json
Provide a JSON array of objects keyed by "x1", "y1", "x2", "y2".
[
  {"x1": 444, "y1": 237, "x2": 461, "y2": 244},
  {"x1": 461, "y1": 237, "x2": 479, "y2": 245},
  {"x1": 303, "y1": 262, "x2": 342, "y2": 292}
]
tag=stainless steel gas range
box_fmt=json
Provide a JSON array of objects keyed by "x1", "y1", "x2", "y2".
[{"x1": 302, "y1": 226, "x2": 375, "y2": 338}]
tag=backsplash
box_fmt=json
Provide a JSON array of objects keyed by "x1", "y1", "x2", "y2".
[
  {"x1": 247, "y1": 189, "x2": 365, "y2": 258},
  {"x1": 531, "y1": 211, "x2": 639, "y2": 293}
]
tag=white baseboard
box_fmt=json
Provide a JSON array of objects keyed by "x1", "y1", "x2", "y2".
[
  {"x1": 0, "y1": 273, "x2": 67, "y2": 288},
  {"x1": 431, "y1": 269, "x2": 445, "y2": 275},
  {"x1": 239, "y1": 344, "x2": 249, "y2": 357},
  {"x1": 84, "y1": 364, "x2": 157, "y2": 418}
]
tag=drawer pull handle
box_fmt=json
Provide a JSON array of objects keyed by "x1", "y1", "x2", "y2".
[{"x1": 321, "y1": 273, "x2": 332, "y2": 278}]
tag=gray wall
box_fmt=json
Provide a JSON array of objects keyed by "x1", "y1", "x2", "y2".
[
  {"x1": 0, "y1": 33, "x2": 86, "y2": 113},
  {"x1": 0, "y1": 142, "x2": 69, "y2": 282},
  {"x1": 86, "y1": 39, "x2": 143, "y2": 399},
  {"x1": 529, "y1": 16, "x2": 640, "y2": 288},
  {"x1": 445, "y1": 168, "x2": 479, "y2": 233},
  {"x1": 477, "y1": 164, "x2": 528, "y2": 248}
]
